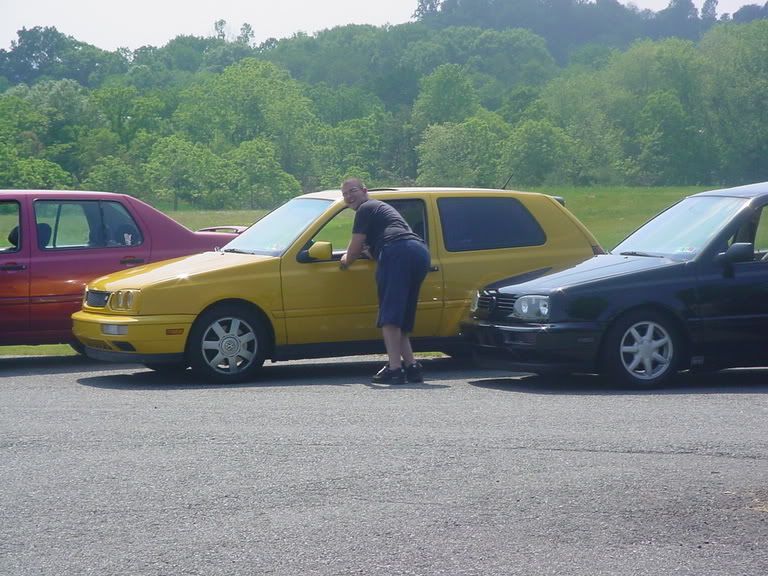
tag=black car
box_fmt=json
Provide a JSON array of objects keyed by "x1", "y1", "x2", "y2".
[{"x1": 461, "y1": 181, "x2": 768, "y2": 387}]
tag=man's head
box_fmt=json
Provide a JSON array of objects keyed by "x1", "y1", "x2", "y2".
[{"x1": 341, "y1": 178, "x2": 368, "y2": 211}]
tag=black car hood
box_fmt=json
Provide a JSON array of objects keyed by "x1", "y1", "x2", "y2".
[{"x1": 496, "y1": 254, "x2": 683, "y2": 294}]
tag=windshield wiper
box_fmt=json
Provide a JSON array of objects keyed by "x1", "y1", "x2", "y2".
[
  {"x1": 617, "y1": 251, "x2": 663, "y2": 258},
  {"x1": 222, "y1": 247, "x2": 255, "y2": 254}
]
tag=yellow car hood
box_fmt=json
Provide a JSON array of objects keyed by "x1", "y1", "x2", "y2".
[{"x1": 88, "y1": 251, "x2": 277, "y2": 291}]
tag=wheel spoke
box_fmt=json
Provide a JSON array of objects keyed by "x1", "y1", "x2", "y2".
[
  {"x1": 211, "y1": 322, "x2": 227, "y2": 339},
  {"x1": 238, "y1": 349, "x2": 254, "y2": 362},
  {"x1": 239, "y1": 332, "x2": 255, "y2": 345},
  {"x1": 627, "y1": 356, "x2": 642, "y2": 371}
]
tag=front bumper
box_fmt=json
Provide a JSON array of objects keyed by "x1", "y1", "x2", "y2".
[
  {"x1": 72, "y1": 310, "x2": 195, "y2": 363},
  {"x1": 460, "y1": 320, "x2": 603, "y2": 374}
]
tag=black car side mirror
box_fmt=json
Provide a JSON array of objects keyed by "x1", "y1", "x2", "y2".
[{"x1": 715, "y1": 242, "x2": 754, "y2": 265}]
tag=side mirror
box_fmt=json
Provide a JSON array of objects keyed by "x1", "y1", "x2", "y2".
[
  {"x1": 715, "y1": 242, "x2": 754, "y2": 265},
  {"x1": 297, "y1": 241, "x2": 334, "y2": 263}
]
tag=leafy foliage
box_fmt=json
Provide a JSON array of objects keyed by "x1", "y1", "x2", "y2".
[{"x1": 0, "y1": 9, "x2": 767, "y2": 205}]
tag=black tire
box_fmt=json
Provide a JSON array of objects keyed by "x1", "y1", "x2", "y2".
[
  {"x1": 600, "y1": 309, "x2": 684, "y2": 388},
  {"x1": 69, "y1": 341, "x2": 85, "y2": 355},
  {"x1": 187, "y1": 304, "x2": 268, "y2": 384}
]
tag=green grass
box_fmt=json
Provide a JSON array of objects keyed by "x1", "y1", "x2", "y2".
[
  {"x1": 1, "y1": 187, "x2": 710, "y2": 357},
  {"x1": 2, "y1": 344, "x2": 75, "y2": 356},
  {"x1": 537, "y1": 186, "x2": 708, "y2": 249},
  {"x1": 166, "y1": 209, "x2": 266, "y2": 230}
]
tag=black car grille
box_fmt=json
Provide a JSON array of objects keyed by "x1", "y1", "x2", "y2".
[
  {"x1": 477, "y1": 292, "x2": 517, "y2": 315},
  {"x1": 86, "y1": 290, "x2": 111, "y2": 308}
]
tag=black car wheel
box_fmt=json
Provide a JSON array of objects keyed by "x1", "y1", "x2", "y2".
[
  {"x1": 601, "y1": 310, "x2": 683, "y2": 388},
  {"x1": 187, "y1": 304, "x2": 267, "y2": 383}
]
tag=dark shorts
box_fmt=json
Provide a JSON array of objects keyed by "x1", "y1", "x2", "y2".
[{"x1": 375, "y1": 239, "x2": 430, "y2": 332}]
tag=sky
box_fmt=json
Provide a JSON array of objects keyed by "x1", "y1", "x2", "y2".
[{"x1": 0, "y1": 0, "x2": 757, "y2": 52}]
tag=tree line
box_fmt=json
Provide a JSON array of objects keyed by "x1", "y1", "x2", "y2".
[{"x1": 0, "y1": 0, "x2": 767, "y2": 209}]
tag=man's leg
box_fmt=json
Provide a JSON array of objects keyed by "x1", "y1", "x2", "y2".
[
  {"x1": 400, "y1": 333, "x2": 415, "y2": 366},
  {"x1": 382, "y1": 324, "x2": 403, "y2": 369}
]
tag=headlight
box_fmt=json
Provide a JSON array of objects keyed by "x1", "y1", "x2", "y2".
[
  {"x1": 109, "y1": 289, "x2": 140, "y2": 311},
  {"x1": 512, "y1": 295, "x2": 549, "y2": 321}
]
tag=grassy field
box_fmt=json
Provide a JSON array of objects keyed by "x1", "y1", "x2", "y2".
[
  {"x1": 537, "y1": 185, "x2": 707, "y2": 249},
  {"x1": 1, "y1": 186, "x2": 709, "y2": 357}
]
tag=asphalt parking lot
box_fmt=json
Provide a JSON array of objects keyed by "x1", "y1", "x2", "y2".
[{"x1": 1, "y1": 355, "x2": 767, "y2": 575}]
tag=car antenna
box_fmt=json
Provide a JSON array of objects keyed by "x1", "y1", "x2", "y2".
[{"x1": 500, "y1": 174, "x2": 513, "y2": 190}]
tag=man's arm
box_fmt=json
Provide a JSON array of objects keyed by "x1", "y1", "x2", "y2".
[{"x1": 340, "y1": 233, "x2": 366, "y2": 269}]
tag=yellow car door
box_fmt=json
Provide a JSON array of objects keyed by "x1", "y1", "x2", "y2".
[{"x1": 280, "y1": 197, "x2": 443, "y2": 345}]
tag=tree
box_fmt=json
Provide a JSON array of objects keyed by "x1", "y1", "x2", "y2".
[
  {"x1": 416, "y1": 113, "x2": 508, "y2": 187},
  {"x1": 173, "y1": 58, "x2": 319, "y2": 185},
  {"x1": 414, "y1": 0, "x2": 443, "y2": 19},
  {"x1": 633, "y1": 90, "x2": 699, "y2": 184},
  {"x1": 225, "y1": 139, "x2": 302, "y2": 208},
  {"x1": 499, "y1": 119, "x2": 576, "y2": 186},
  {"x1": 145, "y1": 135, "x2": 231, "y2": 209},
  {"x1": 0, "y1": 143, "x2": 73, "y2": 188},
  {"x1": 81, "y1": 155, "x2": 142, "y2": 195},
  {"x1": 699, "y1": 21, "x2": 768, "y2": 183},
  {"x1": 411, "y1": 64, "x2": 480, "y2": 132}
]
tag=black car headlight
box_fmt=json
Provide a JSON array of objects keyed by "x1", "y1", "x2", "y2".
[{"x1": 512, "y1": 295, "x2": 549, "y2": 321}]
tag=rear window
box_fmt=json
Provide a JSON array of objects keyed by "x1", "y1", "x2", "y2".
[{"x1": 438, "y1": 197, "x2": 546, "y2": 252}]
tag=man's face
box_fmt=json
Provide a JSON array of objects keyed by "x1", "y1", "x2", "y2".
[{"x1": 342, "y1": 185, "x2": 367, "y2": 210}]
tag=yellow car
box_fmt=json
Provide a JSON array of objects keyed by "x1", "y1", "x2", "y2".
[{"x1": 73, "y1": 188, "x2": 602, "y2": 382}]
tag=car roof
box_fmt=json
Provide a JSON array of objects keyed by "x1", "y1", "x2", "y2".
[
  {"x1": 300, "y1": 187, "x2": 543, "y2": 201},
  {"x1": 690, "y1": 181, "x2": 768, "y2": 200},
  {"x1": 0, "y1": 189, "x2": 132, "y2": 200}
]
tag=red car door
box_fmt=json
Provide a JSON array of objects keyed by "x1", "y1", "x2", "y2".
[
  {"x1": 0, "y1": 198, "x2": 31, "y2": 342},
  {"x1": 29, "y1": 198, "x2": 151, "y2": 339}
]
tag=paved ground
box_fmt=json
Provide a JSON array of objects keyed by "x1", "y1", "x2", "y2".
[{"x1": 1, "y1": 355, "x2": 767, "y2": 575}]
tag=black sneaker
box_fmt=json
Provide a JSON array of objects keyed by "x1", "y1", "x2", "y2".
[
  {"x1": 372, "y1": 365, "x2": 406, "y2": 384},
  {"x1": 404, "y1": 362, "x2": 424, "y2": 383}
]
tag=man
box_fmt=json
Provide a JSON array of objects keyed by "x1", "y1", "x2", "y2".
[{"x1": 340, "y1": 178, "x2": 431, "y2": 384}]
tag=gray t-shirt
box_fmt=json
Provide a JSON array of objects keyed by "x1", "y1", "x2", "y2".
[{"x1": 352, "y1": 199, "x2": 421, "y2": 259}]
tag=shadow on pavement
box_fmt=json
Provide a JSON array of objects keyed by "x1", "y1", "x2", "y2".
[
  {"x1": 0, "y1": 354, "x2": 139, "y2": 376},
  {"x1": 77, "y1": 356, "x2": 461, "y2": 390},
  {"x1": 470, "y1": 368, "x2": 768, "y2": 395}
]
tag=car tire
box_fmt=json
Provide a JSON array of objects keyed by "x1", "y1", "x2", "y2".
[
  {"x1": 600, "y1": 309, "x2": 683, "y2": 388},
  {"x1": 69, "y1": 341, "x2": 85, "y2": 355},
  {"x1": 187, "y1": 304, "x2": 268, "y2": 384}
]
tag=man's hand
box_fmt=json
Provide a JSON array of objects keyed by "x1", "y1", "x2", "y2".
[{"x1": 340, "y1": 253, "x2": 349, "y2": 270}]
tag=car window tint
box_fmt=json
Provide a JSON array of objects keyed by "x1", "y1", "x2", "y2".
[
  {"x1": 102, "y1": 201, "x2": 143, "y2": 247},
  {"x1": 35, "y1": 200, "x2": 100, "y2": 249},
  {"x1": 0, "y1": 201, "x2": 21, "y2": 252},
  {"x1": 438, "y1": 197, "x2": 545, "y2": 252},
  {"x1": 386, "y1": 199, "x2": 428, "y2": 243}
]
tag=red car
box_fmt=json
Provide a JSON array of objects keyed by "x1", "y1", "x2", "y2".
[{"x1": 0, "y1": 190, "x2": 243, "y2": 348}]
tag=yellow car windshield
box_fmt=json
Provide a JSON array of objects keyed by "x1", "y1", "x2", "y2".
[{"x1": 222, "y1": 198, "x2": 333, "y2": 256}]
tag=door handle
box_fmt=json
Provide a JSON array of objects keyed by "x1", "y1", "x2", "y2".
[
  {"x1": 429, "y1": 265, "x2": 440, "y2": 272},
  {"x1": 0, "y1": 263, "x2": 26, "y2": 271},
  {"x1": 120, "y1": 257, "x2": 145, "y2": 265}
]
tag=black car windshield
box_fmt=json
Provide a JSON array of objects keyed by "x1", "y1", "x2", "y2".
[
  {"x1": 613, "y1": 196, "x2": 748, "y2": 261},
  {"x1": 222, "y1": 198, "x2": 333, "y2": 256}
]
